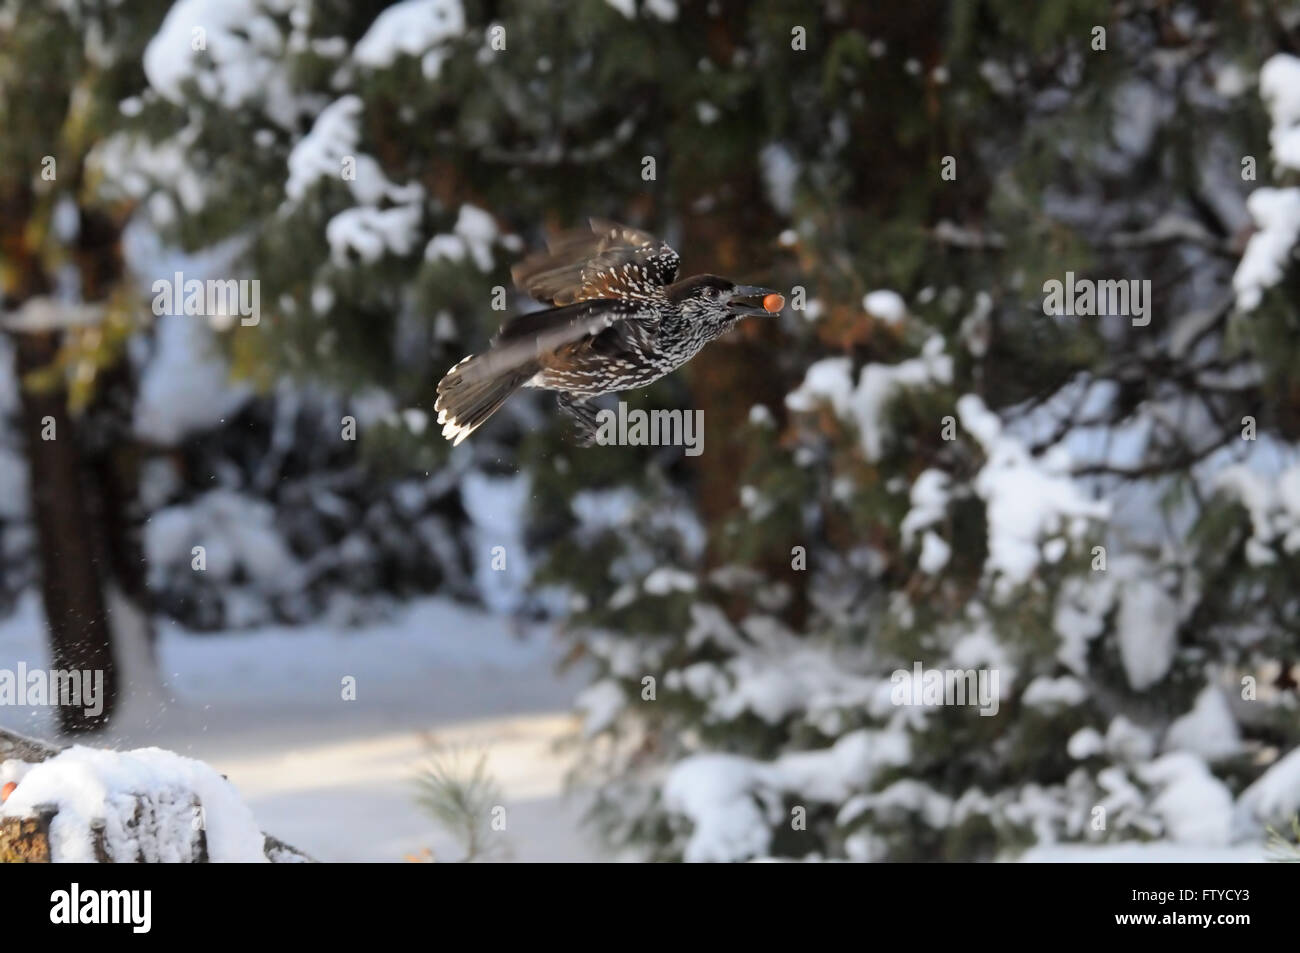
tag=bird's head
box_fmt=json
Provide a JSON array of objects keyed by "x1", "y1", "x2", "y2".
[{"x1": 667, "y1": 275, "x2": 784, "y2": 335}]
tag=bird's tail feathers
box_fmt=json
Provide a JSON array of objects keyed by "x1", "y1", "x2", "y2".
[{"x1": 435, "y1": 354, "x2": 535, "y2": 445}]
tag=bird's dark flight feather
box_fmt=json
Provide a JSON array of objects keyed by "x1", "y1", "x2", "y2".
[
  {"x1": 511, "y1": 218, "x2": 680, "y2": 305},
  {"x1": 449, "y1": 298, "x2": 647, "y2": 385}
]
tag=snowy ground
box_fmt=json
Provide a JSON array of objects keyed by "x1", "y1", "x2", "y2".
[
  {"x1": 0, "y1": 593, "x2": 1279, "y2": 863},
  {"x1": 0, "y1": 594, "x2": 604, "y2": 862},
  {"x1": 1020, "y1": 845, "x2": 1266, "y2": 862}
]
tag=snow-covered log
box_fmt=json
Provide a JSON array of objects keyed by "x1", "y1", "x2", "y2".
[{"x1": 0, "y1": 728, "x2": 313, "y2": 863}]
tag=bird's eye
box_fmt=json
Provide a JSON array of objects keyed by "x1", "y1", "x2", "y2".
[{"x1": 704, "y1": 287, "x2": 718, "y2": 299}]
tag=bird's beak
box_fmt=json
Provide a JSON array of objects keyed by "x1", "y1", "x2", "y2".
[{"x1": 727, "y1": 286, "x2": 784, "y2": 316}]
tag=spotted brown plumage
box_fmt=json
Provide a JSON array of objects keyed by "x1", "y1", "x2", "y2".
[
  {"x1": 435, "y1": 219, "x2": 782, "y2": 446},
  {"x1": 510, "y1": 219, "x2": 680, "y2": 305}
]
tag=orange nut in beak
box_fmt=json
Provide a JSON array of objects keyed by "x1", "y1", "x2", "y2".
[{"x1": 763, "y1": 293, "x2": 785, "y2": 313}]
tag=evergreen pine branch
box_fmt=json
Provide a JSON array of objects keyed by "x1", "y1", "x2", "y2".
[
  {"x1": 1265, "y1": 816, "x2": 1300, "y2": 863},
  {"x1": 413, "y1": 747, "x2": 508, "y2": 863}
]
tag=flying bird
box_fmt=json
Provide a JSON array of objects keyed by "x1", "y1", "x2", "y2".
[{"x1": 434, "y1": 219, "x2": 784, "y2": 446}]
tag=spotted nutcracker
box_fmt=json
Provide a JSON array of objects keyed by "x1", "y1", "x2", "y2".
[{"x1": 434, "y1": 219, "x2": 784, "y2": 445}]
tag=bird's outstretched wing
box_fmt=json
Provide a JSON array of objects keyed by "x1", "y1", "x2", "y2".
[
  {"x1": 444, "y1": 298, "x2": 646, "y2": 386},
  {"x1": 511, "y1": 218, "x2": 680, "y2": 306}
]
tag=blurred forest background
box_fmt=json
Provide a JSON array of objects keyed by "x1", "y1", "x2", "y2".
[{"x1": 3, "y1": 0, "x2": 1300, "y2": 861}]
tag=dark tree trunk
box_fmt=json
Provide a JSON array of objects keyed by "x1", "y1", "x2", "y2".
[
  {"x1": 2, "y1": 194, "x2": 152, "y2": 734},
  {"x1": 675, "y1": 157, "x2": 810, "y2": 628},
  {"x1": 12, "y1": 329, "x2": 118, "y2": 733},
  {"x1": 83, "y1": 358, "x2": 153, "y2": 612},
  {"x1": 679, "y1": 213, "x2": 809, "y2": 629}
]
